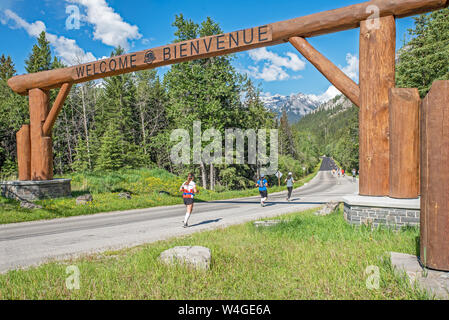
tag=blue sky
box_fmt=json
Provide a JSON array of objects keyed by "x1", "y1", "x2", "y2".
[{"x1": 0, "y1": 0, "x2": 416, "y2": 99}]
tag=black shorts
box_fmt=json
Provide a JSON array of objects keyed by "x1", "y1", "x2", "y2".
[
  {"x1": 259, "y1": 190, "x2": 268, "y2": 198},
  {"x1": 184, "y1": 198, "x2": 194, "y2": 205}
]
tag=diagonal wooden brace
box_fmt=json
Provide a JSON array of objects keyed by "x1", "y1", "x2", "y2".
[
  {"x1": 289, "y1": 36, "x2": 360, "y2": 107},
  {"x1": 42, "y1": 82, "x2": 72, "y2": 137}
]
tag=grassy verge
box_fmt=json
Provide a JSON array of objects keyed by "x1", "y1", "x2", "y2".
[
  {"x1": 0, "y1": 162, "x2": 321, "y2": 224},
  {"x1": 0, "y1": 207, "x2": 429, "y2": 300}
]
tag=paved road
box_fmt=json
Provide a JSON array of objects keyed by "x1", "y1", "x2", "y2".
[{"x1": 0, "y1": 158, "x2": 358, "y2": 273}]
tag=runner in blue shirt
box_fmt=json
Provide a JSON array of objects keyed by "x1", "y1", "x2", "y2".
[{"x1": 256, "y1": 174, "x2": 269, "y2": 207}]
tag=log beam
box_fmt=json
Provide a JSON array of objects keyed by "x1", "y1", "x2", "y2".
[
  {"x1": 359, "y1": 15, "x2": 396, "y2": 196},
  {"x1": 420, "y1": 80, "x2": 449, "y2": 271},
  {"x1": 289, "y1": 37, "x2": 360, "y2": 107},
  {"x1": 8, "y1": 0, "x2": 448, "y2": 95},
  {"x1": 389, "y1": 88, "x2": 420, "y2": 199},
  {"x1": 42, "y1": 82, "x2": 72, "y2": 137}
]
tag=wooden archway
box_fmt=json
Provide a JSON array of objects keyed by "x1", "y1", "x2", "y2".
[{"x1": 7, "y1": 0, "x2": 448, "y2": 198}]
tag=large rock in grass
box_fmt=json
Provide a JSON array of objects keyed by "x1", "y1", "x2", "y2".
[
  {"x1": 20, "y1": 201, "x2": 43, "y2": 210},
  {"x1": 254, "y1": 220, "x2": 282, "y2": 228},
  {"x1": 315, "y1": 202, "x2": 340, "y2": 216},
  {"x1": 76, "y1": 194, "x2": 93, "y2": 205},
  {"x1": 118, "y1": 192, "x2": 132, "y2": 199},
  {"x1": 159, "y1": 246, "x2": 211, "y2": 270}
]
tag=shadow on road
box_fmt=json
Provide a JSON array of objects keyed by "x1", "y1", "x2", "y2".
[
  {"x1": 190, "y1": 218, "x2": 223, "y2": 227},
  {"x1": 204, "y1": 200, "x2": 326, "y2": 206}
]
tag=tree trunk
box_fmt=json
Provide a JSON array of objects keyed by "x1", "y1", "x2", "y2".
[
  {"x1": 139, "y1": 102, "x2": 147, "y2": 155},
  {"x1": 210, "y1": 163, "x2": 215, "y2": 191},
  {"x1": 63, "y1": 108, "x2": 73, "y2": 169},
  {"x1": 200, "y1": 161, "x2": 208, "y2": 189}
]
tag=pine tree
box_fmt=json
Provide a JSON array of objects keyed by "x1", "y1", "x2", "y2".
[
  {"x1": 25, "y1": 31, "x2": 52, "y2": 73},
  {"x1": 136, "y1": 70, "x2": 167, "y2": 157},
  {"x1": 0, "y1": 55, "x2": 27, "y2": 172},
  {"x1": 95, "y1": 47, "x2": 137, "y2": 143},
  {"x1": 396, "y1": 8, "x2": 449, "y2": 97},
  {"x1": 279, "y1": 109, "x2": 296, "y2": 158},
  {"x1": 72, "y1": 135, "x2": 90, "y2": 172},
  {"x1": 0, "y1": 55, "x2": 16, "y2": 81},
  {"x1": 95, "y1": 123, "x2": 126, "y2": 172}
]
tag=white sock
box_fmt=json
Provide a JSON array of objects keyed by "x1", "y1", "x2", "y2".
[{"x1": 184, "y1": 212, "x2": 190, "y2": 224}]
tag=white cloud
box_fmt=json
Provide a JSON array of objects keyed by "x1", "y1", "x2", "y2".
[
  {"x1": 46, "y1": 33, "x2": 96, "y2": 65},
  {"x1": 247, "y1": 64, "x2": 289, "y2": 82},
  {"x1": 309, "y1": 86, "x2": 342, "y2": 103},
  {"x1": 3, "y1": 9, "x2": 46, "y2": 37},
  {"x1": 308, "y1": 53, "x2": 359, "y2": 103},
  {"x1": 1, "y1": 9, "x2": 96, "y2": 65},
  {"x1": 249, "y1": 48, "x2": 306, "y2": 72},
  {"x1": 340, "y1": 53, "x2": 359, "y2": 81},
  {"x1": 245, "y1": 48, "x2": 306, "y2": 82},
  {"x1": 67, "y1": 0, "x2": 142, "y2": 50}
]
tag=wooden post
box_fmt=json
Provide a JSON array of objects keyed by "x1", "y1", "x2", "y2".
[
  {"x1": 420, "y1": 80, "x2": 449, "y2": 271},
  {"x1": 389, "y1": 88, "x2": 420, "y2": 199},
  {"x1": 16, "y1": 124, "x2": 31, "y2": 181},
  {"x1": 359, "y1": 15, "x2": 396, "y2": 196},
  {"x1": 41, "y1": 137, "x2": 54, "y2": 180},
  {"x1": 29, "y1": 88, "x2": 52, "y2": 181}
]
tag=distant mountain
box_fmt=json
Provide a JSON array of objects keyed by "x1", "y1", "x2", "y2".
[
  {"x1": 312, "y1": 94, "x2": 353, "y2": 114},
  {"x1": 261, "y1": 93, "x2": 323, "y2": 123}
]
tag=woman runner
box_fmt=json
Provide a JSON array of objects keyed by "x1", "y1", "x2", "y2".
[
  {"x1": 256, "y1": 174, "x2": 268, "y2": 207},
  {"x1": 180, "y1": 173, "x2": 198, "y2": 228},
  {"x1": 285, "y1": 172, "x2": 295, "y2": 201}
]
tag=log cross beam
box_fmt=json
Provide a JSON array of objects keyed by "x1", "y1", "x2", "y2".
[
  {"x1": 289, "y1": 37, "x2": 361, "y2": 107},
  {"x1": 42, "y1": 82, "x2": 73, "y2": 137}
]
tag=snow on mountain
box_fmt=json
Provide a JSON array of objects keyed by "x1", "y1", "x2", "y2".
[
  {"x1": 313, "y1": 94, "x2": 354, "y2": 113},
  {"x1": 261, "y1": 92, "x2": 323, "y2": 123}
]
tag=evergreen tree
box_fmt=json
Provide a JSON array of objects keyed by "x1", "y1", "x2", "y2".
[
  {"x1": 72, "y1": 135, "x2": 90, "y2": 172},
  {"x1": 0, "y1": 55, "x2": 16, "y2": 81},
  {"x1": 25, "y1": 31, "x2": 52, "y2": 73},
  {"x1": 396, "y1": 8, "x2": 449, "y2": 97},
  {"x1": 136, "y1": 70, "x2": 167, "y2": 158},
  {"x1": 95, "y1": 47, "x2": 137, "y2": 143},
  {"x1": 0, "y1": 55, "x2": 27, "y2": 173},
  {"x1": 279, "y1": 109, "x2": 296, "y2": 158},
  {"x1": 95, "y1": 123, "x2": 126, "y2": 172}
]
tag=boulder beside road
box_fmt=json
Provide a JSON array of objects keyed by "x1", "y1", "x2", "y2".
[
  {"x1": 315, "y1": 202, "x2": 340, "y2": 216},
  {"x1": 254, "y1": 220, "x2": 282, "y2": 228},
  {"x1": 76, "y1": 194, "x2": 93, "y2": 205},
  {"x1": 159, "y1": 246, "x2": 211, "y2": 270}
]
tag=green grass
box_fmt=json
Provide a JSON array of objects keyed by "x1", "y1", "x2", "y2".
[
  {"x1": 0, "y1": 164, "x2": 320, "y2": 225},
  {"x1": 0, "y1": 207, "x2": 429, "y2": 300}
]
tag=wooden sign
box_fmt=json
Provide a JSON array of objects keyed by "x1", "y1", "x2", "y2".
[
  {"x1": 9, "y1": 0, "x2": 448, "y2": 95},
  {"x1": 72, "y1": 26, "x2": 272, "y2": 83}
]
